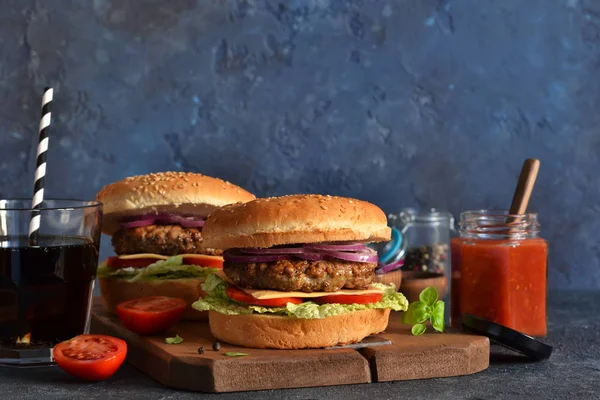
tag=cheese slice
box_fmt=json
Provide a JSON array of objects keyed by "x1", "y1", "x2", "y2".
[
  {"x1": 214, "y1": 270, "x2": 383, "y2": 300},
  {"x1": 117, "y1": 253, "x2": 223, "y2": 261},
  {"x1": 241, "y1": 287, "x2": 384, "y2": 300},
  {"x1": 117, "y1": 253, "x2": 169, "y2": 260}
]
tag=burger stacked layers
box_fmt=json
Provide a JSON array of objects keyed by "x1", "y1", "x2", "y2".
[
  {"x1": 95, "y1": 172, "x2": 255, "y2": 320},
  {"x1": 192, "y1": 194, "x2": 409, "y2": 349}
]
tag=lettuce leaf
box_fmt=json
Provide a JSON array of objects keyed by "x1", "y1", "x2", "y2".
[
  {"x1": 97, "y1": 262, "x2": 138, "y2": 279},
  {"x1": 191, "y1": 274, "x2": 409, "y2": 319},
  {"x1": 142, "y1": 268, "x2": 216, "y2": 281},
  {"x1": 97, "y1": 256, "x2": 218, "y2": 281}
]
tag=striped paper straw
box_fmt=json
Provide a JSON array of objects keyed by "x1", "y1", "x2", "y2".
[
  {"x1": 28, "y1": 87, "x2": 53, "y2": 246},
  {"x1": 0, "y1": 200, "x2": 7, "y2": 237}
]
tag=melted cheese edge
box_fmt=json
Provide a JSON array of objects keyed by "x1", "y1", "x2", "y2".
[
  {"x1": 242, "y1": 287, "x2": 384, "y2": 300},
  {"x1": 214, "y1": 270, "x2": 383, "y2": 300}
]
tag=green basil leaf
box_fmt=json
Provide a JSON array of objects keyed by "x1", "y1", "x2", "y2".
[
  {"x1": 403, "y1": 301, "x2": 428, "y2": 324},
  {"x1": 411, "y1": 323, "x2": 427, "y2": 336},
  {"x1": 431, "y1": 301, "x2": 445, "y2": 333},
  {"x1": 224, "y1": 352, "x2": 249, "y2": 357},
  {"x1": 165, "y1": 334, "x2": 184, "y2": 344},
  {"x1": 419, "y1": 286, "x2": 438, "y2": 307},
  {"x1": 401, "y1": 301, "x2": 429, "y2": 325}
]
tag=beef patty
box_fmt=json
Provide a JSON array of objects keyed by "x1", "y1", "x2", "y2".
[
  {"x1": 112, "y1": 225, "x2": 221, "y2": 256},
  {"x1": 223, "y1": 258, "x2": 377, "y2": 292}
]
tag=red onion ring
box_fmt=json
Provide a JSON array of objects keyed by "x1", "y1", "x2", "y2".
[
  {"x1": 319, "y1": 249, "x2": 378, "y2": 263},
  {"x1": 224, "y1": 244, "x2": 378, "y2": 263},
  {"x1": 240, "y1": 247, "x2": 306, "y2": 255},
  {"x1": 179, "y1": 219, "x2": 205, "y2": 228},
  {"x1": 375, "y1": 258, "x2": 405, "y2": 274},
  {"x1": 120, "y1": 218, "x2": 157, "y2": 229},
  {"x1": 303, "y1": 242, "x2": 366, "y2": 252},
  {"x1": 224, "y1": 249, "x2": 291, "y2": 263},
  {"x1": 120, "y1": 214, "x2": 205, "y2": 229},
  {"x1": 295, "y1": 252, "x2": 322, "y2": 261},
  {"x1": 154, "y1": 214, "x2": 205, "y2": 227}
]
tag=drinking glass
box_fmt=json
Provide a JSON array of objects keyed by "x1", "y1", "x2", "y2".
[{"x1": 0, "y1": 199, "x2": 102, "y2": 366}]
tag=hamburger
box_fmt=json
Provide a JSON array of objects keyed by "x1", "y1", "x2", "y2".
[
  {"x1": 95, "y1": 172, "x2": 255, "y2": 320},
  {"x1": 192, "y1": 194, "x2": 408, "y2": 348}
]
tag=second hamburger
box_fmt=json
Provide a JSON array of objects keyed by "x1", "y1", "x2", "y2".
[
  {"x1": 192, "y1": 194, "x2": 408, "y2": 348},
  {"x1": 95, "y1": 171, "x2": 255, "y2": 319}
]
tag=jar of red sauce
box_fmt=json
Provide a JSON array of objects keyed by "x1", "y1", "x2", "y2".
[{"x1": 451, "y1": 210, "x2": 548, "y2": 337}]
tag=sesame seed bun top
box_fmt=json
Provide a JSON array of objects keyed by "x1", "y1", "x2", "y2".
[
  {"x1": 96, "y1": 172, "x2": 255, "y2": 235},
  {"x1": 201, "y1": 194, "x2": 391, "y2": 249}
]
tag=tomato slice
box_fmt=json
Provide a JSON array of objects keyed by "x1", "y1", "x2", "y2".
[
  {"x1": 226, "y1": 285, "x2": 303, "y2": 307},
  {"x1": 53, "y1": 334, "x2": 127, "y2": 381},
  {"x1": 105, "y1": 256, "x2": 157, "y2": 269},
  {"x1": 116, "y1": 296, "x2": 187, "y2": 335},
  {"x1": 182, "y1": 255, "x2": 223, "y2": 269},
  {"x1": 313, "y1": 292, "x2": 383, "y2": 305},
  {"x1": 106, "y1": 255, "x2": 223, "y2": 269}
]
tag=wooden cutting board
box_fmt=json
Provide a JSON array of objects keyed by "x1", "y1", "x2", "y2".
[
  {"x1": 91, "y1": 303, "x2": 489, "y2": 392},
  {"x1": 360, "y1": 323, "x2": 490, "y2": 382}
]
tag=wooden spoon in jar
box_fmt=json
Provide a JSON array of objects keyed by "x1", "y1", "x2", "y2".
[{"x1": 509, "y1": 158, "x2": 540, "y2": 220}]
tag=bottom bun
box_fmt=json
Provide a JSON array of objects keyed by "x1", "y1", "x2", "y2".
[
  {"x1": 208, "y1": 308, "x2": 391, "y2": 349},
  {"x1": 98, "y1": 277, "x2": 208, "y2": 321}
]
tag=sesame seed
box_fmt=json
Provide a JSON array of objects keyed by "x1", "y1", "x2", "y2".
[{"x1": 320, "y1": 205, "x2": 327, "y2": 210}]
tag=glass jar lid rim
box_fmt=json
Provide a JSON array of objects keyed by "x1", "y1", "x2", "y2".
[
  {"x1": 460, "y1": 209, "x2": 539, "y2": 218},
  {"x1": 395, "y1": 207, "x2": 453, "y2": 222},
  {"x1": 0, "y1": 199, "x2": 102, "y2": 211}
]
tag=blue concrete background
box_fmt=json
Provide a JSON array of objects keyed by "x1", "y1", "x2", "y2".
[{"x1": 0, "y1": 0, "x2": 598, "y2": 289}]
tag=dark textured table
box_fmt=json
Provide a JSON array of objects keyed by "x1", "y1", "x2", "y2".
[{"x1": 1, "y1": 290, "x2": 598, "y2": 400}]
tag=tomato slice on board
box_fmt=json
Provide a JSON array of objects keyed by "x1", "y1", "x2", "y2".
[
  {"x1": 116, "y1": 296, "x2": 187, "y2": 335},
  {"x1": 182, "y1": 255, "x2": 223, "y2": 269},
  {"x1": 105, "y1": 256, "x2": 156, "y2": 269},
  {"x1": 226, "y1": 286, "x2": 303, "y2": 307},
  {"x1": 53, "y1": 334, "x2": 127, "y2": 381},
  {"x1": 313, "y1": 292, "x2": 383, "y2": 305}
]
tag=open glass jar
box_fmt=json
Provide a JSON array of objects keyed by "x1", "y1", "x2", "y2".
[
  {"x1": 389, "y1": 208, "x2": 454, "y2": 276},
  {"x1": 451, "y1": 210, "x2": 548, "y2": 337},
  {"x1": 388, "y1": 208, "x2": 454, "y2": 308}
]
